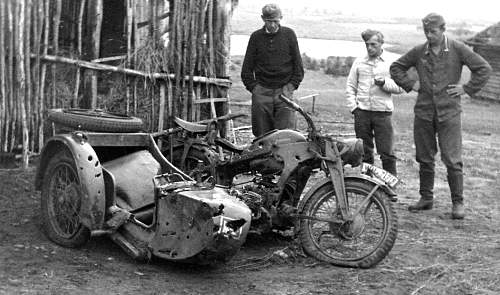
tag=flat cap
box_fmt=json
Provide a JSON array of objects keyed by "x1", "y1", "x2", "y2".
[
  {"x1": 262, "y1": 4, "x2": 282, "y2": 20},
  {"x1": 422, "y1": 13, "x2": 445, "y2": 28}
]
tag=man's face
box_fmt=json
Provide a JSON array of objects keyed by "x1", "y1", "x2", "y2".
[
  {"x1": 424, "y1": 26, "x2": 445, "y2": 46},
  {"x1": 365, "y1": 35, "x2": 383, "y2": 58},
  {"x1": 262, "y1": 18, "x2": 281, "y2": 33}
]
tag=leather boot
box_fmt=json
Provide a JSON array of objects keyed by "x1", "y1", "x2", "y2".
[
  {"x1": 408, "y1": 198, "x2": 433, "y2": 211},
  {"x1": 382, "y1": 158, "x2": 397, "y2": 177},
  {"x1": 418, "y1": 170, "x2": 434, "y2": 199},
  {"x1": 409, "y1": 170, "x2": 434, "y2": 211},
  {"x1": 451, "y1": 202, "x2": 465, "y2": 219},
  {"x1": 448, "y1": 171, "x2": 465, "y2": 219}
]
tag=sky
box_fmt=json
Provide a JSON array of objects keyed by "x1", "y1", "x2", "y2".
[{"x1": 237, "y1": 0, "x2": 499, "y2": 23}]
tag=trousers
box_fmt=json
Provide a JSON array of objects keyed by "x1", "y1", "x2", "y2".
[
  {"x1": 354, "y1": 109, "x2": 397, "y2": 176},
  {"x1": 251, "y1": 84, "x2": 296, "y2": 137},
  {"x1": 414, "y1": 114, "x2": 463, "y2": 203}
]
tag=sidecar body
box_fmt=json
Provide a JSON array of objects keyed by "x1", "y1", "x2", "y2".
[{"x1": 35, "y1": 130, "x2": 251, "y2": 264}]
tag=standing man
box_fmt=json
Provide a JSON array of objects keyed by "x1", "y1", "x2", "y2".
[
  {"x1": 346, "y1": 29, "x2": 404, "y2": 177},
  {"x1": 390, "y1": 13, "x2": 491, "y2": 219},
  {"x1": 241, "y1": 3, "x2": 304, "y2": 137}
]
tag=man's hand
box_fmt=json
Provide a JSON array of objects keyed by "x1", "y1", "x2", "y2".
[
  {"x1": 412, "y1": 80, "x2": 420, "y2": 92},
  {"x1": 447, "y1": 84, "x2": 466, "y2": 98},
  {"x1": 374, "y1": 77, "x2": 385, "y2": 86},
  {"x1": 282, "y1": 83, "x2": 295, "y2": 98}
]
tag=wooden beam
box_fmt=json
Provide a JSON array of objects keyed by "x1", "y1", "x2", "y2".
[
  {"x1": 32, "y1": 54, "x2": 232, "y2": 87},
  {"x1": 193, "y1": 98, "x2": 228, "y2": 104}
]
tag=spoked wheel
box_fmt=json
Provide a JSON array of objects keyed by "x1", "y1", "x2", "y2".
[
  {"x1": 41, "y1": 151, "x2": 90, "y2": 247},
  {"x1": 299, "y1": 179, "x2": 397, "y2": 268}
]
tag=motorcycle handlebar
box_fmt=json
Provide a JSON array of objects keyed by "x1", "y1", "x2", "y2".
[
  {"x1": 279, "y1": 94, "x2": 318, "y2": 137},
  {"x1": 278, "y1": 94, "x2": 301, "y2": 111}
]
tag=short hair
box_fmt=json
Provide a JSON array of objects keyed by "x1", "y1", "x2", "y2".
[{"x1": 361, "y1": 29, "x2": 384, "y2": 44}]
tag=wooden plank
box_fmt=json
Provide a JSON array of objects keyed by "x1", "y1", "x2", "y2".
[{"x1": 193, "y1": 97, "x2": 228, "y2": 104}]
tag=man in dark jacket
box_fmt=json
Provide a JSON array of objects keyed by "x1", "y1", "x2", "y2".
[
  {"x1": 241, "y1": 3, "x2": 304, "y2": 137},
  {"x1": 390, "y1": 13, "x2": 491, "y2": 219}
]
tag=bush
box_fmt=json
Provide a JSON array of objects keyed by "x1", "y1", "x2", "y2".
[
  {"x1": 324, "y1": 56, "x2": 355, "y2": 76},
  {"x1": 301, "y1": 53, "x2": 322, "y2": 71}
]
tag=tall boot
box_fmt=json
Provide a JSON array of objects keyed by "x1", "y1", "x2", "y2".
[
  {"x1": 447, "y1": 171, "x2": 464, "y2": 219},
  {"x1": 408, "y1": 170, "x2": 434, "y2": 211},
  {"x1": 382, "y1": 158, "x2": 397, "y2": 177}
]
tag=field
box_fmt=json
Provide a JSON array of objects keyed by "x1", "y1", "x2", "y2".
[
  {"x1": 1, "y1": 64, "x2": 500, "y2": 294},
  {"x1": 231, "y1": 8, "x2": 488, "y2": 55}
]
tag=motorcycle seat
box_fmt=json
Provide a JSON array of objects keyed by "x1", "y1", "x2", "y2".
[{"x1": 174, "y1": 117, "x2": 209, "y2": 134}]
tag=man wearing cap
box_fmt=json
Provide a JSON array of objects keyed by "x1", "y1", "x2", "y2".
[
  {"x1": 346, "y1": 29, "x2": 404, "y2": 177},
  {"x1": 390, "y1": 13, "x2": 491, "y2": 219},
  {"x1": 241, "y1": 3, "x2": 304, "y2": 137}
]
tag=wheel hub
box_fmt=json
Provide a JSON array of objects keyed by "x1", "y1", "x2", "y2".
[{"x1": 338, "y1": 214, "x2": 365, "y2": 240}]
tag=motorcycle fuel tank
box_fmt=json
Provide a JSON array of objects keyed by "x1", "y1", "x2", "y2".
[{"x1": 247, "y1": 129, "x2": 307, "y2": 151}]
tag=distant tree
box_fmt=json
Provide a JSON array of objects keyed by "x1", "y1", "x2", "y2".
[
  {"x1": 324, "y1": 56, "x2": 354, "y2": 76},
  {"x1": 301, "y1": 53, "x2": 322, "y2": 71}
]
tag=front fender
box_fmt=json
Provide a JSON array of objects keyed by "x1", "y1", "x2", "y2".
[
  {"x1": 297, "y1": 174, "x2": 395, "y2": 214},
  {"x1": 35, "y1": 133, "x2": 105, "y2": 230}
]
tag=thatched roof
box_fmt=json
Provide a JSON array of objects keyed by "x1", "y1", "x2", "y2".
[{"x1": 466, "y1": 22, "x2": 500, "y2": 47}]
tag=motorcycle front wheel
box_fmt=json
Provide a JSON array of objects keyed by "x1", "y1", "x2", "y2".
[{"x1": 298, "y1": 179, "x2": 397, "y2": 268}]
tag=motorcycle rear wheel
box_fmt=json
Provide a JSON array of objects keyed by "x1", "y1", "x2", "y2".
[
  {"x1": 298, "y1": 179, "x2": 397, "y2": 268},
  {"x1": 172, "y1": 146, "x2": 216, "y2": 180}
]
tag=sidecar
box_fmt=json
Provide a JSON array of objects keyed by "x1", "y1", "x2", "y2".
[{"x1": 35, "y1": 111, "x2": 251, "y2": 264}]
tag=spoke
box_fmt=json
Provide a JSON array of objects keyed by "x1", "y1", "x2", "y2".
[{"x1": 48, "y1": 163, "x2": 81, "y2": 237}]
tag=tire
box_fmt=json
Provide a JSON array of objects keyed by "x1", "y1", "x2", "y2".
[
  {"x1": 172, "y1": 146, "x2": 217, "y2": 181},
  {"x1": 40, "y1": 150, "x2": 90, "y2": 247},
  {"x1": 298, "y1": 179, "x2": 398, "y2": 268},
  {"x1": 47, "y1": 109, "x2": 143, "y2": 133}
]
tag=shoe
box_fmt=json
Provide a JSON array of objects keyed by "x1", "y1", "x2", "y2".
[
  {"x1": 408, "y1": 198, "x2": 433, "y2": 212},
  {"x1": 451, "y1": 202, "x2": 465, "y2": 219}
]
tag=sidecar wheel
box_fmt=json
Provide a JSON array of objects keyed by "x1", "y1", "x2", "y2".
[
  {"x1": 298, "y1": 179, "x2": 397, "y2": 268},
  {"x1": 41, "y1": 151, "x2": 90, "y2": 247}
]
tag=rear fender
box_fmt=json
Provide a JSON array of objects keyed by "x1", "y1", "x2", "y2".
[{"x1": 35, "y1": 133, "x2": 106, "y2": 230}]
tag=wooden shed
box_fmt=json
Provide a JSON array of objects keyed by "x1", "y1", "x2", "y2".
[
  {"x1": 0, "y1": 0, "x2": 238, "y2": 167},
  {"x1": 465, "y1": 22, "x2": 500, "y2": 102}
]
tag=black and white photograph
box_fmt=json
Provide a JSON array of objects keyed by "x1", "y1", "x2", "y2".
[{"x1": 0, "y1": 0, "x2": 499, "y2": 294}]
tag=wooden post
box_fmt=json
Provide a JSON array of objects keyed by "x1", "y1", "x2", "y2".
[
  {"x1": 38, "y1": 0, "x2": 49, "y2": 151},
  {"x1": 31, "y1": 0, "x2": 42, "y2": 152},
  {"x1": 214, "y1": 0, "x2": 233, "y2": 136},
  {"x1": 16, "y1": 0, "x2": 29, "y2": 168},
  {"x1": 82, "y1": 0, "x2": 102, "y2": 109},
  {"x1": 51, "y1": 0, "x2": 61, "y2": 108},
  {"x1": 126, "y1": 0, "x2": 133, "y2": 114},
  {"x1": 25, "y1": 0, "x2": 32, "y2": 152},
  {"x1": 0, "y1": 0, "x2": 5, "y2": 151},
  {"x1": 6, "y1": 0, "x2": 15, "y2": 152},
  {"x1": 73, "y1": 0, "x2": 86, "y2": 108}
]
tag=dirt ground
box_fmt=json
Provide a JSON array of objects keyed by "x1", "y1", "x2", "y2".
[{"x1": 2, "y1": 81, "x2": 500, "y2": 294}]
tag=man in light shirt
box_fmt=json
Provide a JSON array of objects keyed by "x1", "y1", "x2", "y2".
[{"x1": 346, "y1": 29, "x2": 404, "y2": 176}]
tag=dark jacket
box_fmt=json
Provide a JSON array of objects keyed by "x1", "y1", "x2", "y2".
[
  {"x1": 241, "y1": 26, "x2": 304, "y2": 92},
  {"x1": 390, "y1": 36, "x2": 491, "y2": 122}
]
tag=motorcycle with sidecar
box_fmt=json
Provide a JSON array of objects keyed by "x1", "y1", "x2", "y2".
[
  {"x1": 170, "y1": 94, "x2": 400, "y2": 268},
  {"x1": 35, "y1": 109, "x2": 252, "y2": 264}
]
